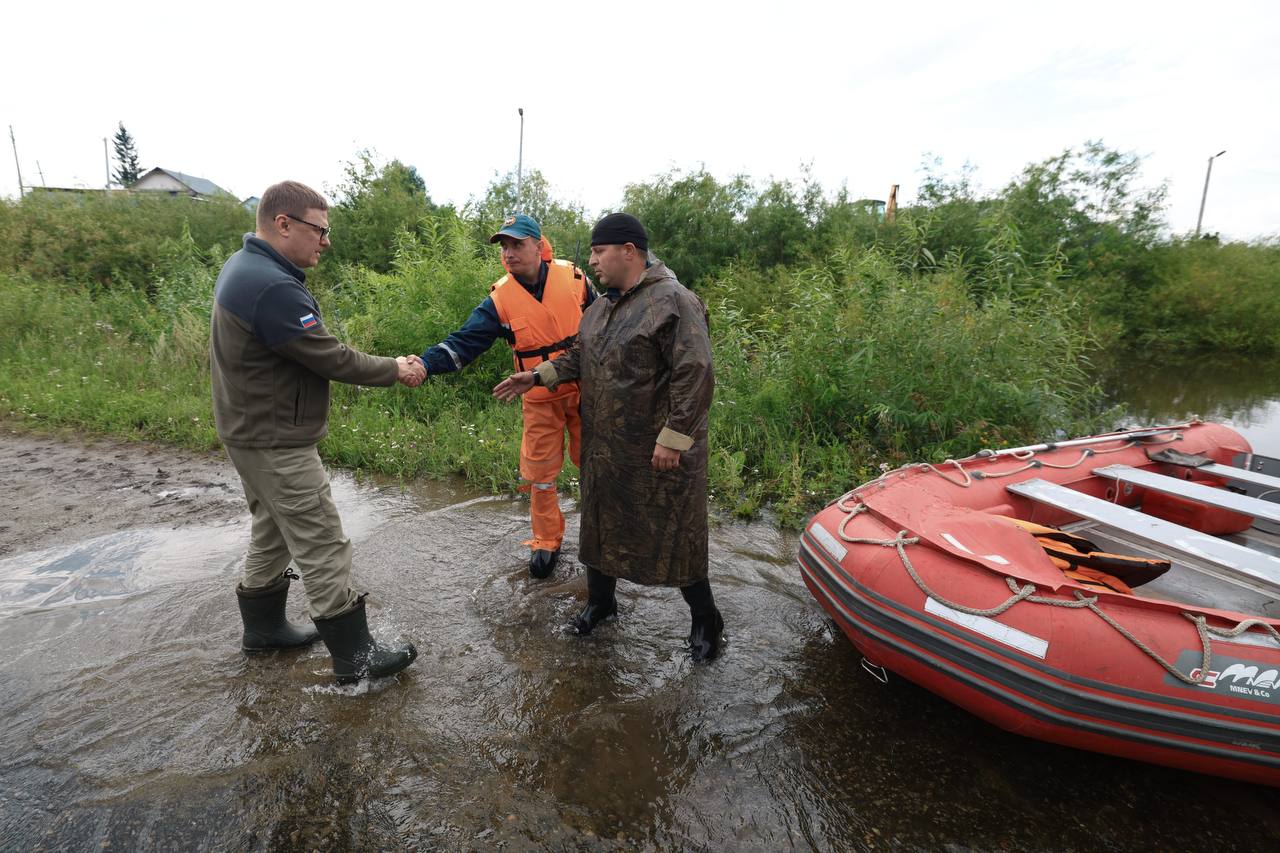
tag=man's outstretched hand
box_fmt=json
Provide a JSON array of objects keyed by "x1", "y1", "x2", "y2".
[
  {"x1": 493, "y1": 371, "x2": 535, "y2": 401},
  {"x1": 397, "y1": 355, "x2": 427, "y2": 387}
]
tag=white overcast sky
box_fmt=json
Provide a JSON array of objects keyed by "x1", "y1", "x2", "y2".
[{"x1": 2, "y1": 1, "x2": 1276, "y2": 240}]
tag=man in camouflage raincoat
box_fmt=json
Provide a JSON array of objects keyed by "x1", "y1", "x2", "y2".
[{"x1": 493, "y1": 213, "x2": 724, "y2": 662}]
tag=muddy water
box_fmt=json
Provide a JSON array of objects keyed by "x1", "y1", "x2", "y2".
[{"x1": 3, "y1": 422, "x2": 1280, "y2": 850}]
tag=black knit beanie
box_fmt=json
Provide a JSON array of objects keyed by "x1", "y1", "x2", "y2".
[{"x1": 590, "y1": 212, "x2": 648, "y2": 251}]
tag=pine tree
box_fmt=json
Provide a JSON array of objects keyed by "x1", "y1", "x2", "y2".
[{"x1": 112, "y1": 122, "x2": 141, "y2": 187}]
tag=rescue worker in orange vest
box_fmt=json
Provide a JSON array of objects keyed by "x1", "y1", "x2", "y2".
[{"x1": 417, "y1": 214, "x2": 596, "y2": 578}]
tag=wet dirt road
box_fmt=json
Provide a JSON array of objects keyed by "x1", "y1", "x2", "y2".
[{"x1": 2, "y1": 428, "x2": 1279, "y2": 851}]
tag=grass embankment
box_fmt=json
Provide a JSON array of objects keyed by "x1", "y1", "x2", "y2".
[{"x1": 0, "y1": 215, "x2": 1102, "y2": 522}]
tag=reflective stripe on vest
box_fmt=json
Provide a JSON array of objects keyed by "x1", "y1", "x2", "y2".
[{"x1": 489, "y1": 260, "x2": 586, "y2": 401}]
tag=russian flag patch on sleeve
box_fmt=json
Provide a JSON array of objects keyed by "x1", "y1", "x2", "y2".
[{"x1": 299, "y1": 313, "x2": 319, "y2": 329}]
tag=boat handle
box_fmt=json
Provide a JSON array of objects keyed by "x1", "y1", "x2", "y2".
[{"x1": 861, "y1": 657, "x2": 889, "y2": 683}]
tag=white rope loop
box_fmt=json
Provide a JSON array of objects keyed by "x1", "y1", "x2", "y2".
[
  {"x1": 915, "y1": 431, "x2": 1184, "y2": 488},
  {"x1": 910, "y1": 459, "x2": 973, "y2": 487}
]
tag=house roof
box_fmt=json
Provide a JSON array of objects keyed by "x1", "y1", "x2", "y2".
[
  {"x1": 170, "y1": 170, "x2": 230, "y2": 197},
  {"x1": 135, "y1": 167, "x2": 232, "y2": 197}
]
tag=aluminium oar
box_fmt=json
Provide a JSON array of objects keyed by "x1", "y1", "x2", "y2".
[{"x1": 974, "y1": 422, "x2": 1196, "y2": 460}]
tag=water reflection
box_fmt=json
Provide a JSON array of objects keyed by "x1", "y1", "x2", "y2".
[
  {"x1": 1104, "y1": 351, "x2": 1280, "y2": 456},
  {"x1": 0, "y1": 525, "x2": 242, "y2": 610}
]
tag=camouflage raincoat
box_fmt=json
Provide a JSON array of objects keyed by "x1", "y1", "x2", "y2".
[{"x1": 535, "y1": 259, "x2": 714, "y2": 586}]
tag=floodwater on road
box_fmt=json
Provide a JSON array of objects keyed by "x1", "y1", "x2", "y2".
[{"x1": 2, "y1": 423, "x2": 1279, "y2": 851}]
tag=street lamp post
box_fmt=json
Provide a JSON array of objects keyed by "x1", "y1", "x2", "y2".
[
  {"x1": 1194, "y1": 149, "x2": 1226, "y2": 238},
  {"x1": 516, "y1": 107, "x2": 524, "y2": 214}
]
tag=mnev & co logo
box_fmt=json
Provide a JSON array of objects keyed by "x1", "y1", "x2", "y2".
[{"x1": 1167, "y1": 650, "x2": 1280, "y2": 705}]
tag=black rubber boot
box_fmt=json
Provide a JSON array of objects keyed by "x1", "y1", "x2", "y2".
[
  {"x1": 312, "y1": 597, "x2": 417, "y2": 685},
  {"x1": 237, "y1": 570, "x2": 320, "y2": 652},
  {"x1": 572, "y1": 567, "x2": 617, "y2": 635},
  {"x1": 687, "y1": 609, "x2": 725, "y2": 663},
  {"x1": 529, "y1": 548, "x2": 559, "y2": 579},
  {"x1": 682, "y1": 579, "x2": 724, "y2": 663}
]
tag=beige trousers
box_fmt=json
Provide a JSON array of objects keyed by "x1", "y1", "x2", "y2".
[{"x1": 225, "y1": 443, "x2": 361, "y2": 619}]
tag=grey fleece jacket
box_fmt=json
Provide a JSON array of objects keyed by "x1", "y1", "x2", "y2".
[{"x1": 210, "y1": 234, "x2": 398, "y2": 448}]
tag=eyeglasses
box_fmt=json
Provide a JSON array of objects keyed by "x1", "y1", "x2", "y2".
[{"x1": 285, "y1": 213, "x2": 331, "y2": 239}]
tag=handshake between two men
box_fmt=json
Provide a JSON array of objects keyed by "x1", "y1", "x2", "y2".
[{"x1": 395, "y1": 354, "x2": 427, "y2": 388}]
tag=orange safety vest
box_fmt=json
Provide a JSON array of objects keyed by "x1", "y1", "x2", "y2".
[
  {"x1": 999, "y1": 517, "x2": 1171, "y2": 595},
  {"x1": 489, "y1": 258, "x2": 588, "y2": 403}
]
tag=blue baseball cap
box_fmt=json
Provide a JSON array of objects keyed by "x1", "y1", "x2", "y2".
[{"x1": 489, "y1": 213, "x2": 542, "y2": 243}]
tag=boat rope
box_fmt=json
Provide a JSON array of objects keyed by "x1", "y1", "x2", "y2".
[
  {"x1": 1079, "y1": 593, "x2": 1212, "y2": 685},
  {"x1": 837, "y1": 504, "x2": 1094, "y2": 619},
  {"x1": 913, "y1": 433, "x2": 1182, "y2": 488},
  {"x1": 914, "y1": 459, "x2": 972, "y2": 487},
  {"x1": 1193, "y1": 616, "x2": 1280, "y2": 645},
  {"x1": 831, "y1": 498, "x2": 1280, "y2": 686}
]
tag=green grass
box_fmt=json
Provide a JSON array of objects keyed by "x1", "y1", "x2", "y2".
[
  {"x1": 0, "y1": 192, "x2": 251, "y2": 288},
  {"x1": 0, "y1": 270, "x2": 531, "y2": 492},
  {"x1": 23, "y1": 144, "x2": 1274, "y2": 523},
  {"x1": 0, "y1": 216, "x2": 1111, "y2": 524}
]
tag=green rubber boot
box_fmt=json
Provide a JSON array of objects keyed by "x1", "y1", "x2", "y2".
[
  {"x1": 312, "y1": 597, "x2": 417, "y2": 685},
  {"x1": 237, "y1": 571, "x2": 320, "y2": 652}
]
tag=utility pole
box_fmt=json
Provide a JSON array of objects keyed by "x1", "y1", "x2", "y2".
[
  {"x1": 9, "y1": 125, "x2": 23, "y2": 197},
  {"x1": 516, "y1": 107, "x2": 524, "y2": 213},
  {"x1": 36, "y1": 161, "x2": 46, "y2": 186},
  {"x1": 103, "y1": 137, "x2": 111, "y2": 189},
  {"x1": 1194, "y1": 149, "x2": 1226, "y2": 237}
]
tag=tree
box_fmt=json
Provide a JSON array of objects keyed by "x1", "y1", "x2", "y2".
[
  {"x1": 742, "y1": 176, "x2": 820, "y2": 269},
  {"x1": 464, "y1": 168, "x2": 591, "y2": 264},
  {"x1": 112, "y1": 122, "x2": 141, "y2": 187},
  {"x1": 621, "y1": 167, "x2": 753, "y2": 286},
  {"x1": 325, "y1": 151, "x2": 446, "y2": 271}
]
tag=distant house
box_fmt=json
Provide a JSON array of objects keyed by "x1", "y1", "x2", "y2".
[
  {"x1": 241, "y1": 196, "x2": 260, "y2": 213},
  {"x1": 131, "y1": 167, "x2": 233, "y2": 199}
]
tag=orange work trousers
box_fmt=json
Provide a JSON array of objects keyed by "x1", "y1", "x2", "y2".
[{"x1": 520, "y1": 390, "x2": 582, "y2": 551}]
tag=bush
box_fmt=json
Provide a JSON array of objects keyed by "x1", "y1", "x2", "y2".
[
  {"x1": 0, "y1": 192, "x2": 250, "y2": 288},
  {"x1": 2, "y1": 139, "x2": 1275, "y2": 524},
  {"x1": 463, "y1": 169, "x2": 592, "y2": 267},
  {"x1": 702, "y1": 244, "x2": 1105, "y2": 519},
  {"x1": 1141, "y1": 239, "x2": 1280, "y2": 352},
  {"x1": 621, "y1": 168, "x2": 754, "y2": 286},
  {"x1": 322, "y1": 152, "x2": 446, "y2": 274}
]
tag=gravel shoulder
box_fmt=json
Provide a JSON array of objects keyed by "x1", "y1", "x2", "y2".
[{"x1": 0, "y1": 426, "x2": 245, "y2": 558}]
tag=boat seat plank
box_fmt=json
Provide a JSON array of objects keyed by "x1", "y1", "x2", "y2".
[
  {"x1": 1006, "y1": 478, "x2": 1280, "y2": 595},
  {"x1": 1093, "y1": 464, "x2": 1280, "y2": 524},
  {"x1": 1201, "y1": 462, "x2": 1280, "y2": 493}
]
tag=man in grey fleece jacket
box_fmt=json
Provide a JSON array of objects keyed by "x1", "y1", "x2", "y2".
[{"x1": 211, "y1": 180, "x2": 422, "y2": 684}]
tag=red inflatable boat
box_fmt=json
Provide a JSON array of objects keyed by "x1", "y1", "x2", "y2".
[{"x1": 798, "y1": 422, "x2": 1280, "y2": 785}]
